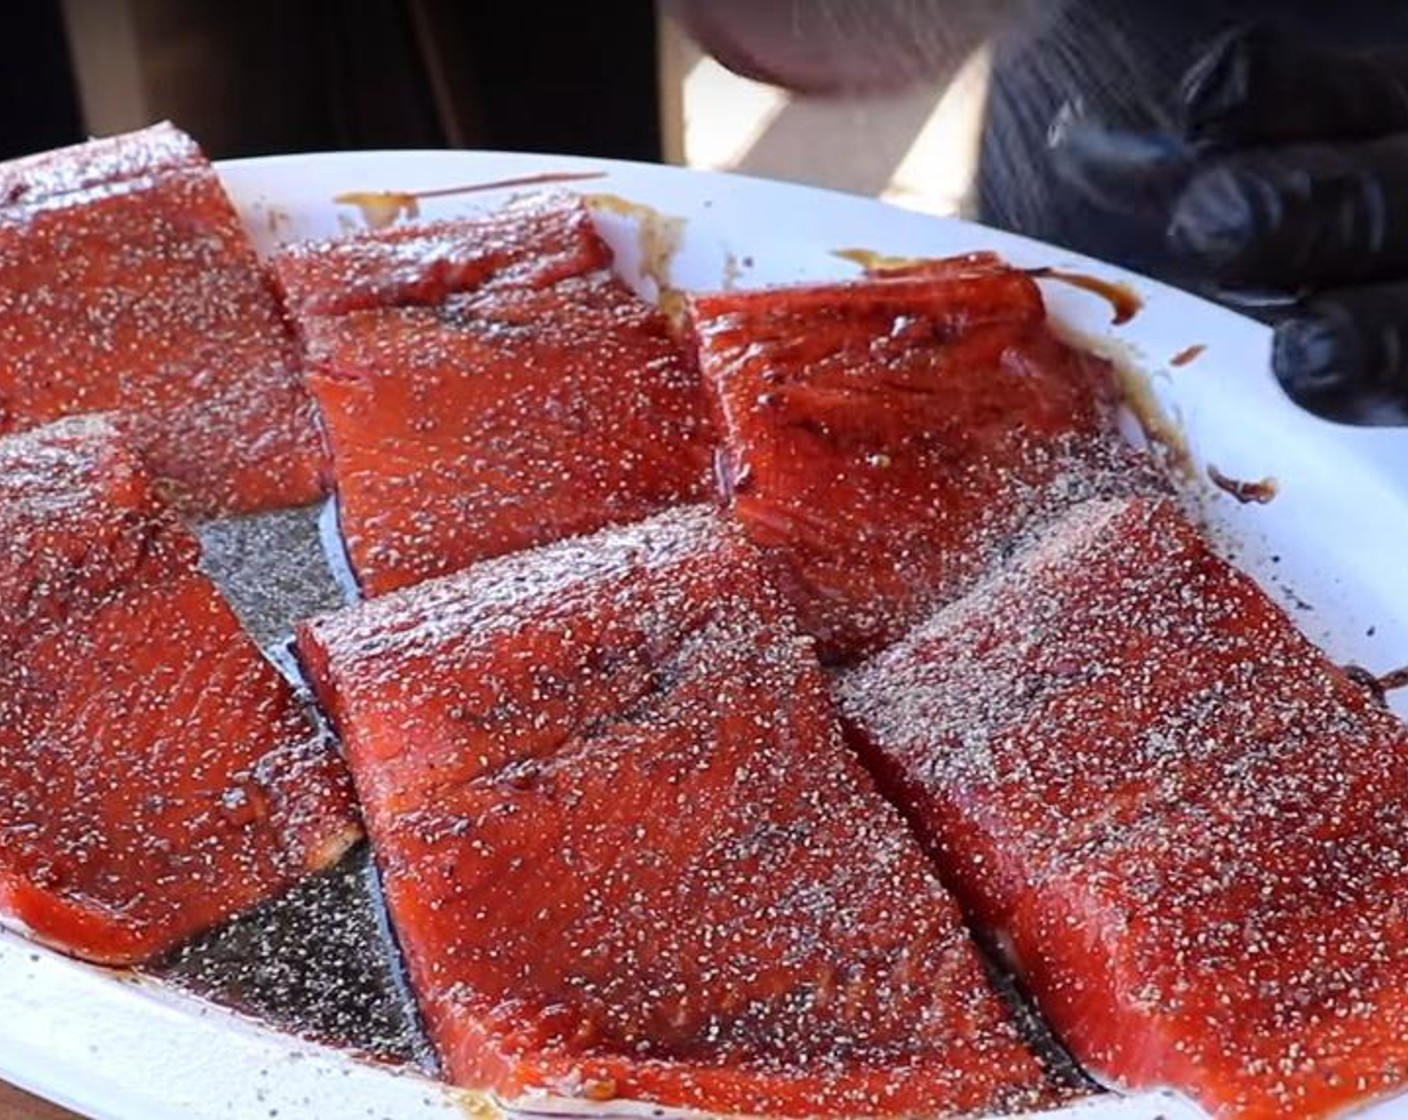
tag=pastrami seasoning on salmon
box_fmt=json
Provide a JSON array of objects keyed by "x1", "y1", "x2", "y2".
[
  {"x1": 0, "y1": 122, "x2": 325, "y2": 514},
  {"x1": 276, "y1": 194, "x2": 714, "y2": 597},
  {"x1": 841, "y1": 495, "x2": 1408, "y2": 1119},
  {"x1": 273, "y1": 193, "x2": 612, "y2": 319},
  {"x1": 0, "y1": 416, "x2": 359, "y2": 964},
  {"x1": 297, "y1": 506, "x2": 1068, "y2": 1117},
  {"x1": 689, "y1": 262, "x2": 1142, "y2": 662}
]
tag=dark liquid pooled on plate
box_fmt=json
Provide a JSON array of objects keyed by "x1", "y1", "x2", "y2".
[
  {"x1": 1026, "y1": 268, "x2": 1143, "y2": 325},
  {"x1": 151, "y1": 844, "x2": 437, "y2": 1071},
  {"x1": 972, "y1": 935, "x2": 1099, "y2": 1099},
  {"x1": 163, "y1": 505, "x2": 437, "y2": 1070}
]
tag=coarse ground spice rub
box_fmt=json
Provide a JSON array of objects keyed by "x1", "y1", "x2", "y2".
[
  {"x1": 0, "y1": 123, "x2": 325, "y2": 514},
  {"x1": 6, "y1": 131, "x2": 1404, "y2": 1120},
  {"x1": 841, "y1": 495, "x2": 1408, "y2": 1119},
  {"x1": 278, "y1": 194, "x2": 715, "y2": 597},
  {"x1": 0, "y1": 415, "x2": 360, "y2": 964},
  {"x1": 297, "y1": 506, "x2": 1075, "y2": 1117},
  {"x1": 690, "y1": 261, "x2": 1156, "y2": 663}
]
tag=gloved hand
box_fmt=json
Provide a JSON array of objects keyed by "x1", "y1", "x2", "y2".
[{"x1": 1050, "y1": 25, "x2": 1408, "y2": 425}]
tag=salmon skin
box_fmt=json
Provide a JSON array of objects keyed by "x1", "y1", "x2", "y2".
[
  {"x1": 0, "y1": 416, "x2": 360, "y2": 964},
  {"x1": 279, "y1": 194, "x2": 713, "y2": 597},
  {"x1": 840, "y1": 495, "x2": 1408, "y2": 1119},
  {"x1": 689, "y1": 260, "x2": 1145, "y2": 663},
  {"x1": 296, "y1": 506, "x2": 1067, "y2": 1118},
  {"x1": 0, "y1": 122, "x2": 326, "y2": 515}
]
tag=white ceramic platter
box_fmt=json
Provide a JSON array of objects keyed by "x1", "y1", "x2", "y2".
[{"x1": 2, "y1": 149, "x2": 1406, "y2": 1120}]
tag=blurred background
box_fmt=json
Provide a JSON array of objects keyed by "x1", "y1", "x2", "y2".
[{"x1": 10, "y1": 0, "x2": 978, "y2": 217}]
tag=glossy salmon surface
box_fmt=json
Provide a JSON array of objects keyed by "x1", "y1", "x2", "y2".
[
  {"x1": 690, "y1": 264, "x2": 1137, "y2": 662},
  {"x1": 286, "y1": 196, "x2": 713, "y2": 596},
  {"x1": 0, "y1": 123, "x2": 325, "y2": 514},
  {"x1": 273, "y1": 192, "x2": 612, "y2": 318},
  {"x1": 298, "y1": 506, "x2": 1064, "y2": 1117},
  {"x1": 841, "y1": 495, "x2": 1408, "y2": 1118},
  {"x1": 0, "y1": 416, "x2": 360, "y2": 964}
]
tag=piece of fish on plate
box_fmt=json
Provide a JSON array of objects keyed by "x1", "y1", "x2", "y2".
[
  {"x1": 297, "y1": 505, "x2": 1077, "y2": 1117},
  {"x1": 273, "y1": 190, "x2": 612, "y2": 317},
  {"x1": 0, "y1": 415, "x2": 360, "y2": 965},
  {"x1": 841, "y1": 494, "x2": 1408, "y2": 1118},
  {"x1": 689, "y1": 263, "x2": 1151, "y2": 663},
  {"x1": 275, "y1": 193, "x2": 715, "y2": 597},
  {"x1": 0, "y1": 123, "x2": 325, "y2": 514}
]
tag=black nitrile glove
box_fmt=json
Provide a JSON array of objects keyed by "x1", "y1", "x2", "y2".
[{"x1": 1051, "y1": 25, "x2": 1408, "y2": 424}]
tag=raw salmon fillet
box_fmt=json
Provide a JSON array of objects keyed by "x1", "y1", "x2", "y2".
[
  {"x1": 840, "y1": 494, "x2": 1408, "y2": 1119},
  {"x1": 283, "y1": 196, "x2": 713, "y2": 596},
  {"x1": 0, "y1": 416, "x2": 360, "y2": 964},
  {"x1": 0, "y1": 123, "x2": 325, "y2": 514},
  {"x1": 690, "y1": 263, "x2": 1139, "y2": 661},
  {"x1": 273, "y1": 192, "x2": 612, "y2": 317},
  {"x1": 297, "y1": 506, "x2": 1063, "y2": 1117}
]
